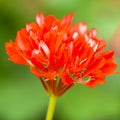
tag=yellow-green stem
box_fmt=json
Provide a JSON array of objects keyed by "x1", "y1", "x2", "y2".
[{"x1": 46, "y1": 95, "x2": 57, "y2": 120}]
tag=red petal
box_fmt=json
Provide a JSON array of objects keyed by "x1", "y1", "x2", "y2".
[
  {"x1": 102, "y1": 62, "x2": 117, "y2": 75},
  {"x1": 5, "y1": 41, "x2": 27, "y2": 64},
  {"x1": 26, "y1": 23, "x2": 39, "y2": 32},
  {"x1": 54, "y1": 31, "x2": 66, "y2": 53},
  {"x1": 30, "y1": 66, "x2": 43, "y2": 77},
  {"x1": 85, "y1": 78, "x2": 105, "y2": 88},
  {"x1": 96, "y1": 38, "x2": 106, "y2": 52},
  {"x1": 100, "y1": 51, "x2": 117, "y2": 75},
  {"x1": 31, "y1": 57, "x2": 47, "y2": 72},
  {"x1": 87, "y1": 28, "x2": 97, "y2": 38},
  {"x1": 16, "y1": 29, "x2": 32, "y2": 51},
  {"x1": 61, "y1": 73, "x2": 74, "y2": 85},
  {"x1": 36, "y1": 13, "x2": 45, "y2": 27},
  {"x1": 39, "y1": 40, "x2": 50, "y2": 58},
  {"x1": 70, "y1": 22, "x2": 87, "y2": 35},
  {"x1": 101, "y1": 51, "x2": 114, "y2": 59},
  {"x1": 83, "y1": 57, "x2": 105, "y2": 77},
  {"x1": 45, "y1": 15, "x2": 58, "y2": 31},
  {"x1": 61, "y1": 14, "x2": 74, "y2": 30}
]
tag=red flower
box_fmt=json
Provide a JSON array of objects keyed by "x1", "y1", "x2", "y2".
[{"x1": 5, "y1": 13, "x2": 117, "y2": 96}]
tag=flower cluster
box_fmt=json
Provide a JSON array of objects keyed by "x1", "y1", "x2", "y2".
[{"x1": 6, "y1": 13, "x2": 117, "y2": 96}]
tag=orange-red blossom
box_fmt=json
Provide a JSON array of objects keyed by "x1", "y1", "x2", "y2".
[{"x1": 6, "y1": 13, "x2": 117, "y2": 96}]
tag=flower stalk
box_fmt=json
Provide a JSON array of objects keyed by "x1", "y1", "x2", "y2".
[{"x1": 46, "y1": 95, "x2": 57, "y2": 120}]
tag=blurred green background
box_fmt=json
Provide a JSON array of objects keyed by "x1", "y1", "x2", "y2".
[{"x1": 0, "y1": 0, "x2": 120, "y2": 120}]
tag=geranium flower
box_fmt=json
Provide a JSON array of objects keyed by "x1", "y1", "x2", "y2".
[{"x1": 5, "y1": 13, "x2": 117, "y2": 97}]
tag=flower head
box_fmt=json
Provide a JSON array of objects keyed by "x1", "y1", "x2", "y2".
[{"x1": 6, "y1": 13, "x2": 117, "y2": 96}]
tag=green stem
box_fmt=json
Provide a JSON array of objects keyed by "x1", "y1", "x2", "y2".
[{"x1": 46, "y1": 95, "x2": 57, "y2": 120}]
